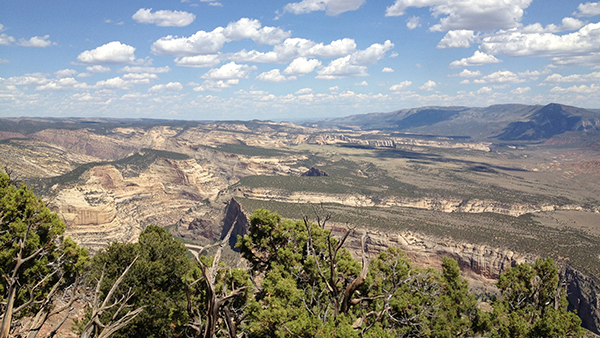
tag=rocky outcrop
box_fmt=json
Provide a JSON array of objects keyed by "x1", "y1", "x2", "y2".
[
  {"x1": 49, "y1": 159, "x2": 227, "y2": 251},
  {"x1": 368, "y1": 140, "x2": 395, "y2": 148},
  {"x1": 302, "y1": 167, "x2": 329, "y2": 177},
  {"x1": 566, "y1": 266, "x2": 600, "y2": 333},
  {"x1": 305, "y1": 132, "x2": 491, "y2": 151},
  {"x1": 335, "y1": 226, "x2": 527, "y2": 281},
  {"x1": 234, "y1": 187, "x2": 590, "y2": 217},
  {"x1": 188, "y1": 218, "x2": 218, "y2": 239},
  {"x1": 221, "y1": 198, "x2": 249, "y2": 251}
]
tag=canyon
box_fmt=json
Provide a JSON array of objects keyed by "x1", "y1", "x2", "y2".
[{"x1": 1, "y1": 103, "x2": 600, "y2": 334}]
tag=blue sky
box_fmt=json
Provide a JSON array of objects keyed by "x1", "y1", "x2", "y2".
[{"x1": 1, "y1": 0, "x2": 600, "y2": 120}]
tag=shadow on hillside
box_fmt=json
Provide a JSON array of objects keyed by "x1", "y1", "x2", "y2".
[{"x1": 343, "y1": 145, "x2": 527, "y2": 173}]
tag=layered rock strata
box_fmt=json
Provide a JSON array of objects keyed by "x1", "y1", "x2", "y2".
[{"x1": 234, "y1": 187, "x2": 592, "y2": 217}]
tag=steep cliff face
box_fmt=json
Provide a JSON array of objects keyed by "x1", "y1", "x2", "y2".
[
  {"x1": 305, "y1": 133, "x2": 492, "y2": 151},
  {"x1": 220, "y1": 198, "x2": 249, "y2": 251},
  {"x1": 235, "y1": 187, "x2": 591, "y2": 217},
  {"x1": 331, "y1": 225, "x2": 527, "y2": 284},
  {"x1": 566, "y1": 267, "x2": 600, "y2": 333},
  {"x1": 49, "y1": 159, "x2": 224, "y2": 251}
]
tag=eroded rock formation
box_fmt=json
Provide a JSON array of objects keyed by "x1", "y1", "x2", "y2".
[{"x1": 234, "y1": 187, "x2": 592, "y2": 217}]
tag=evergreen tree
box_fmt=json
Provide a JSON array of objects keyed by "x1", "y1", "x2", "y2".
[
  {"x1": 185, "y1": 220, "x2": 253, "y2": 338},
  {"x1": 237, "y1": 208, "x2": 481, "y2": 338},
  {"x1": 81, "y1": 225, "x2": 190, "y2": 338},
  {"x1": 486, "y1": 258, "x2": 584, "y2": 338},
  {"x1": 0, "y1": 171, "x2": 88, "y2": 338}
]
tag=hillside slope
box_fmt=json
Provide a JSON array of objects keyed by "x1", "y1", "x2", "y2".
[{"x1": 310, "y1": 103, "x2": 600, "y2": 141}]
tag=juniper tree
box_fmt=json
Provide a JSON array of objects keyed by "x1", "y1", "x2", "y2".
[{"x1": 0, "y1": 171, "x2": 88, "y2": 338}]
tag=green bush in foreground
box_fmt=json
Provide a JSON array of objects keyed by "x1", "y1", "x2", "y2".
[
  {"x1": 0, "y1": 172, "x2": 88, "y2": 338},
  {"x1": 478, "y1": 257, "x2": 584, "y2": 338}
]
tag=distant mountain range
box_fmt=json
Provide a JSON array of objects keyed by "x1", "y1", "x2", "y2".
[{"x1": 306, "y1": 103, "x2": 600, "y2": 141}]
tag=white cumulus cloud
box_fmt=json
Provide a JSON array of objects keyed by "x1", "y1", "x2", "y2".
[
  {"x1": 35, "y1": 77, "x2": 88, "y2": 91},
  {"x1": 550, "y1": 84, "x2": 599, "y2": 93},
  {"x1": 132, "y1": 8, "x2": 196, "y2": 27},
  {"x1": 477, "y1": 86, "x2": 493, "y2": 94},
  {"x1": 152, "y1": 29, "x2": 227, "y2": 56},
  {"x1": 149, "y1": 82, "x2": 184, "y2": 92},
  {"x1": 86, "y1": 65, "x2": 111, "y2": 73},
  {"x1": 574, "y1": 2, "x2": 600, "y2": 17},
  {"x1": 419, "y1": 80, "x2": 437, "y2": 91},
  {"x1": 382, "y1": 67, "x2": 394, "y2": 73},
  {"x1": 437, "y1": 30, "x2": 476, "y2": 48},
  {"x1": 449, "y1": 51, "x2": 501, "y2": 68},
  {"x1": 121, "y1": 73, "x2": 158, "y2": 85},
  {"x1": 193, "y1": 79, "x2": 240, "y2": 92},
  {"x1": 201, "y1": 62, "x2": 257, "y2": 80},
  {"x1": 473, "y1": 70, "x2": 524, "y2": 84},
  {"x1": 280, "y1": 0, "x2": 365, "y2": 16},
  {"x1": 229, "y1": 38, "x2": 357, "y2": 64},
  {"x1": 296, "y1": 88, "x2": 313, "y2": 94},
  {"x1": 479, "y1": 22, "x2": 600, "y2": 67},
  {"x1": 174, "y1": 55, "x2": 221, "y2": 68},
  {"x1": 256, "y1": 69, "x2": 297, "y2": 82},
  {"x1": 94, "y1": 77, "x2": 132, "y2": 90},
  {"x1": 118, "y1": 66, "x2": 171, "y2": 73},
  {"x1": 316, "y1": 40, "x2": 393, "y2": 79},
  {"x1": 406, "y1": 16, "x2": 420, "y2": 30},
  {"x1": 2, "y1": 73, "x2": 49, "y2": 86},
  {"x1": 389, "y1": 81, "x2": 412, "y2": 91},
  {"x1": 521, "y1": 17, "x2": 585, "y2": 33},
  {"x1": 283, "y1": 57, "x2": 321, "y2": 75},
  {"x1": 77, "y1": 41, "x2": 137, "y2": 65},
  {"x1": 386, "y1": 0, "x2": 532, "y2": 32},
  {"x1": 450, "y1": 69, "x2": 482, "y2": 77},
  {"x1": 511, "y1": 87, "x2": 530, "y2": 94},
  {"x1": 222, "y1": 18, "x2": 291, "y2": 45},
  {"x1": 301, "y1": 38, "x2": 357, "y2": 58},
  {"x1": 0, "y1": 33, "x2": 15, "y2": 45},
  {"x1": 544, "y1": 72, "x2": 600, "y2": 82},
  {"x1": 17, "y1": 35, "x2": 54, "y2": 47},
  {"x1": 317, "y1": 55, "x2": 368, "y2": 79},
  {"x1": 55, "y1": 69, "x2": 78, "y2": 78},
  {"x1": 151, "y1": 18, "x2": 290, "y2": 57}
]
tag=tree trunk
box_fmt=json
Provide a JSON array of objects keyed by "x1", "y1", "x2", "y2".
[
  {"x1": 0, "y1": 283, "x2": 17, "y2": 338},
  {"x1": 204, "y1": 295, "x2": 218, "y2": 338}
]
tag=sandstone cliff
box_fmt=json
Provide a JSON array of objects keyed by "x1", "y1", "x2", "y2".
[{"x1": 234, "y1": 186, "x2": 592, "y2": 217}]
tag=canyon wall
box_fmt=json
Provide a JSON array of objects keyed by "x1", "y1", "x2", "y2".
[{"x1": 235, "y1": 187, "x2": 593, "y2": 217}]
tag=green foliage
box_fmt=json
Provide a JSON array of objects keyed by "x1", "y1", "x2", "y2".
[
  {"x1": 185, "y1": 253, "x2": 254, "y2": 337},
  {"x1": 0, "y1": 171, "x2": 88, "y2": 336},
  {"x1": 486, "y1": 258, "x2": 585, "y2": 338},
  {"x1": 238, "y1": 208, "x2": 483, "y2": 338},
  {"x1": 84, "y1": 225, "x2": 190, "y2": 338},
  {"x1": 359, "y1": 249, "x2": 479, "y2": 338},
  {"x1": 0, "y1": 174, "x2": 87, "y2": 304},
  {"x1": 2, "y1": 194, "x2": 580, "y2": 338},
  {"x1": 238, "y1": 208, "x2": 361, "y2": 337}
]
